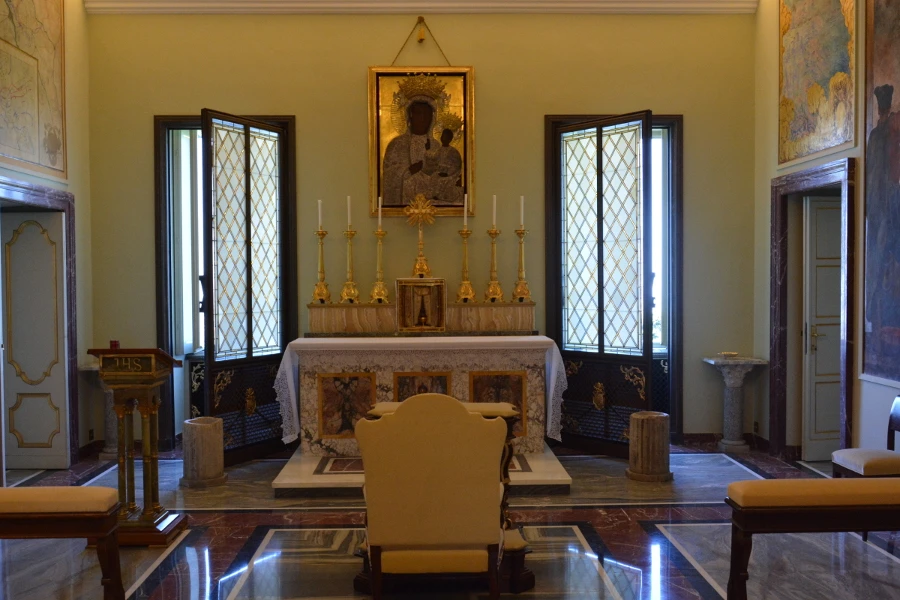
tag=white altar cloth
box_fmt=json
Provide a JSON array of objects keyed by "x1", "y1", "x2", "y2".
[{"x1": 274, "y1": 336, "x2": 567, "y2": 453}]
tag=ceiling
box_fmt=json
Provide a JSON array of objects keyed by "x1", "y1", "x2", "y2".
[{"x1": 83, "y1": 0, "x2": 759, "y2": 15}]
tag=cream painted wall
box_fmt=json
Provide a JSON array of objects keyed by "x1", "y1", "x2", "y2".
[
  {"x1": 0, "y1": 0, "x2": 96, "y2": 448},
  {"x1": 752, "y1": 0, "x2": 899, "y2": 450},
  {"x1": 88, "y1": 13, "x2": 755, "y2": 434}
]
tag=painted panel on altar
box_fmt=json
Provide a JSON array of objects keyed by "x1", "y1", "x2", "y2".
[
  {"x1": 393, "y1": 371, "x2": 451, "y2": 402},
  {"x1": 297, "y1": 348, "x2": 547, "y2": 456},
  {"x1": 469, "y1": 371, "x2": 527, "y2": 437},
  {"x1": 316, "y1": 372, "x2": 376, "y2": 439}
]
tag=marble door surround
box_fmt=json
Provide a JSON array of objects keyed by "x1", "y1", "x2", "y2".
[{"x1": 703, "y1": 356, "x2": 768, "y2": 453}]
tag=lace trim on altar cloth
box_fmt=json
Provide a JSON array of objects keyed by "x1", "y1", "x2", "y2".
[{"x1": 275, "y1": 357, "x2": 299, "y2": 443}]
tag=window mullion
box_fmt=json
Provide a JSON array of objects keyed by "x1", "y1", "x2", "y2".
[{"x1": 244, "y1": 127, "x2": 254, "y2": 358}]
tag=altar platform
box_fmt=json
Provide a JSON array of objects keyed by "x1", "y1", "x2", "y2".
[{"x1": 271, "y1": 443, "x2": 572, "y2": 497}]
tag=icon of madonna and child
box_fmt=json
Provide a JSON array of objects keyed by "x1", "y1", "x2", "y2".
[{"x1": 378, "y1": 72, "x2": 469, "y2": 208}]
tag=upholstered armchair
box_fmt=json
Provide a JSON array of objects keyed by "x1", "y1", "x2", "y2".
[{"x1": 355, "y1": 393, "x2": 508, "y2": 600}]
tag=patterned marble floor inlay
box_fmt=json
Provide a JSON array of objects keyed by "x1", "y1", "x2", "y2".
[
  {"x1": 314, "y1": 455, "x2": 531, "y2": 475},
  {"x1": 658, "y1": 522, "x2": 900, "y2": 599}
]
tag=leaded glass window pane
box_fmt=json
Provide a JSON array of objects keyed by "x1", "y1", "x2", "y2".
[
  {"x1": 601, "y1": 121, "x2": 643, "y2": 356},
  {"x1": 561, "y1": 128, "x2": 600, "y2": 352},
  {"x1": 249, "y1": 127, "x2": 281, "y2": 356},
  {"x1": 211, "y1": 118, "x2": 248, "y2": 361}
]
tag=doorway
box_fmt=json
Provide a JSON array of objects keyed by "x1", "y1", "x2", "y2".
[
  {"x1": 769, "y1": 159, "x2": 855, "y2": 458},
  {"x1": 0, "y1": 176, "x2": 78, "y2": 475}
]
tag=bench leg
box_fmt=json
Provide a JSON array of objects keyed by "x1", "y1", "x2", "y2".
[
  {"x1": 96, "y1": 530, "x2": 125, "y2": 600},
  {"x1": 727, "y1": 524, "x2": 752, "y2": 600}
]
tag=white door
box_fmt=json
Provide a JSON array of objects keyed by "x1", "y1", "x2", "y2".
[
  {"x1": 1, "y1": 213, "x2": 69, "y2": 469},
  {"x1": 802, "y1": 198, "x2": 841, "y2": 461}
]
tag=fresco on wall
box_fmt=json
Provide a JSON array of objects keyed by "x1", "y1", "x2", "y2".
[
  {"x1": 779, "y1": 0, "x2": 855, "y2": 165},
  {"x1": 863, "y1": 0, "x2": 900, "y2": 382},
  {"x1": 0, "y1": 0, "x2": 66, "y2": 178}
]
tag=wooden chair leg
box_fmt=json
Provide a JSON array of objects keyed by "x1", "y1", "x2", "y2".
[
  {"x1": 727, "y1": 524, "x2": 752, "y2": 600},
  {"x1": 863, "y1": 531, "x2": 869, "y2": 542},
  {"x1": 369, "y1": 545, "x2": 383, "y2": 600},
  {"x1": 487, "y1": 543, "x2": 500, "y2": 600},
  {"x1": 95, "y1": 530, "x2": 125, "y2": 600}
]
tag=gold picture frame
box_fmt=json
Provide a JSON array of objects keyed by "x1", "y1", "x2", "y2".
[
  {"x1": 469, "y1": 370, "x2": 527, "y2": 437},
  {"x1": 368, "y1": 66, "x2": 474, "y2": 218},
  {"x1": 393, "y1": 371, "x2": 452, "y2": 402},
  {"x1": 316, "y1": 372, "x2": 377, "y2": 439},
  {"x1": 396, "y1": 277, "x2": 446, "y2": 332}
]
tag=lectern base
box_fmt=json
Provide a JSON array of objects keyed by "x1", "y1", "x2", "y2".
[{"x1": 118, "y1": 512, "x2": 187, "y2": 547}]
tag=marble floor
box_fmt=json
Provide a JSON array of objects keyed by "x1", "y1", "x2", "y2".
[{"x1": 1, "y1": 450, "x2": 898, "y2": 599}]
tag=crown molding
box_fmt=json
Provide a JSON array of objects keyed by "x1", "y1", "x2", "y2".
[{"x1": 83, "y1": 1, "x2": 759, "y2": 15}]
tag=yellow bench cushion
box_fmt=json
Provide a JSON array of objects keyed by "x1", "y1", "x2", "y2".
[
  {"x1": 0, "y1": 486, "x2": 118, "y2": 514},
  {"x1": 832, "y1": 448, "x2": 900, "y2": 476},
  {"x1": 728, "y1": 478, "x2": 900, "y2": 508}
]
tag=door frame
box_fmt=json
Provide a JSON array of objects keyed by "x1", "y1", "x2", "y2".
[
  {"x1": 543, "y1": 114, "x2": 684, "y2": 440},
  {"x1": 0, "y1": 175, "x2": 78, "y2": 465},
  {"x1": 769, "y1": 158, "x2": 855, "y2": 457},
  {"x1": 154, "y1": 115, "x2": 298, "y2": 454}
]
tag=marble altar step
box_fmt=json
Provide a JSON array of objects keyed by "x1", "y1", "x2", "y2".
[{"x1": 271, "y1": 443, "x2": 572, "y2": 498}]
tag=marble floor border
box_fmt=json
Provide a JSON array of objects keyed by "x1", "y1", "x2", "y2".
[
  {"x1": 795, "y1": 460, "x2": 832, "y2": 478},
  {"x1": 126, "y1": 528, "x2": 197, "y2": 599},
  {"x1": 719, "y1": 454, "x2": 767, "y2": 480},
  {"x1": 655, "y1": 523, "x2": 729, "y2": 599},
  {"x1": 215, "y1": 520, "x2": 619, "y2": 600},
  {"x1": 6, "y1": 470, "x2": 45, "y2": 487}
]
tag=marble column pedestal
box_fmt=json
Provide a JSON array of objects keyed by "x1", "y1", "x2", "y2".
[{"x1": 702, "y1": 356, "x2": 768, "y2": 454}]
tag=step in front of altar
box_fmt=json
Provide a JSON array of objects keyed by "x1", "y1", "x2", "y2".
[{"x1": 272, "y1": 443, "x2": 572, "y2": 497}]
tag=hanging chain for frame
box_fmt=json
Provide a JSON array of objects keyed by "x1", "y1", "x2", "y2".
[{"x1": 391, "y1": 16, "x2": 452, "y2": 66}]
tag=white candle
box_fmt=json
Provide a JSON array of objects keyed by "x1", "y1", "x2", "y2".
[
  {"x1": 463, "y1": 194, "x2": 468, "y2": 230},
  {"x1": 317, "y1": 199, "x2": 322, "y2": 229},
  {"x1": 492, "y1": 195, "x2": 497, "y2": 228},
  {"x1": 347, "y1": 196, "x2": 351, "y2": 229},
  {"x1": 378, "y1": 197, "x2": 382, "y2": 230},
  {"x1": 520, "y1": 196, "x2": 524, "y2": 229}
]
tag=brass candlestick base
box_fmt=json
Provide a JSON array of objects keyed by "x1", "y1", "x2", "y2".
[
  {"x1": 340, "y1": 229, "x2": 360, "y2": 304},
  {"x1": 369, "y1": 229, "x2": 389, "y2": 303},
  {"x1": 312, "y1": 229, "x2": 331, "y2": 304},
  {"x1": 512, "y1": 228, "x2": 532, "y2": 302},
  {"x1": 456, "y1": 229, "x2": 476, "y2": 303},
  {"x1": 485, "y1": 227, "x2": 504, "y2": 302}
]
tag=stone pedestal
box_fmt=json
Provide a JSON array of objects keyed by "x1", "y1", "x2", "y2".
[
  {"x1": 702, "y1": 356, "x2": 768, "y2": 454},
  {"x1": 180, "y1": 417, "x2": 227, "y2": 488},
  {"x1": 626, "y1": 411, "x2": 673, "y2": 482}
]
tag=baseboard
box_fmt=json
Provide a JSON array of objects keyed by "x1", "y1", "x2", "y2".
[{"x1": 681, "y1": 433, "x2": 720, "y2": 445}]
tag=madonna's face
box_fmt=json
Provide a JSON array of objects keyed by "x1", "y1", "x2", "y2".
[{"x1": 408, "y1": 102, "x2": 434, "y2": 136}]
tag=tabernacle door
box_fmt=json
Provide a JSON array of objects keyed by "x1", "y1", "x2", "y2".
[
  {"x1": 201, "y1": 109, "x2": 291, "y2": 463},
  {"x1": 550, "y1": 111, "x2": 654, "y2": 457}
]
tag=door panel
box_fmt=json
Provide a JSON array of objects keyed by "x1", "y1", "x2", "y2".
[
  {"x1": 2, "y1": 213, "x2": 69, "y2": 468},
  {"x1": 202, "y1": 109, "x2": 288, "y2": 461},
  {"x1": 802, "y1": 198, "x2": 841, "y2": 461},
  {"x1": 556, "y1": 112, "x2": 654, "y2": 457}
]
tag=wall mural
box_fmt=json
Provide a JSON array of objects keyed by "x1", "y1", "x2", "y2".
[
  {"x1": 863, "y1": 0, "x2": 900, "y2": 382},
  {"x1": 778, "y1": 0, "x2": 855, "y2": 165},
  {"x1": 0, "y1": 0, "x2": 66, "y2": 178}
]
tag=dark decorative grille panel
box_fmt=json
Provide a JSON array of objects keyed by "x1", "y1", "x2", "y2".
[
  {"x1": 249, "y1": 127, "x2": 281, "y2": 357},
  {"x1": 561, "y1": 128, "x2": 599, "y2": 352},
  {"x1": 601, "y1": 121, "x2": 643, "y2": 356},
  {"x1": 211, "y1": 118, "x2": 249, "y2": 361},
  {"x1": 208, "y1": 362, "x2": 282, "y2": 451}
]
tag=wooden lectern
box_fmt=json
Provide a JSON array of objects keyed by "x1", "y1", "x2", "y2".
[{"x1": 87, "y1": 347, "x2": 187, "y2": 546}]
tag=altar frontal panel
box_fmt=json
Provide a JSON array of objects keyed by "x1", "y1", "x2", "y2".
[{"x1": 297, "y1": 348, "x2": 547, "y2": 456}]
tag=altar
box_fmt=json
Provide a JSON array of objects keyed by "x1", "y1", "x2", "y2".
[{"x1": 275, "y1": 335, "x2": 566, "y2": 456}]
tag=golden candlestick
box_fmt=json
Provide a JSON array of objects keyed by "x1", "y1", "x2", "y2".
[
  {"x1": 512, "y1": 228, "x2": 532, "y2": 302},
  {"x1": 312, "y1": 229, "x2": 331, "y2": 304},
  {"x1": 340, "y1": 229, "x2": 360, "y2": 303},
  {"x1": 456, "y1": 229, "x2": 476, "y2": 303},
  {"x1": 404, "y1": 194, "x2": 436, "y2": 278},
  {"x1": 369, "y1": 228, "x2": 389, "y2": 303},
  {"x1": 485, "y1": 227, "x2": 504, "y2": 302}
]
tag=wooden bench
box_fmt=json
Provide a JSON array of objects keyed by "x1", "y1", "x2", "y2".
[
  {"x1": 725, "y1": 478, "x2": 900, "y2": 600},
  {"x1": 0, "y1": 486, "x2": 124, "y2": 600}
]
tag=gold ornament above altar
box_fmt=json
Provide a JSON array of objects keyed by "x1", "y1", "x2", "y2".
[{"x1": 404, "y1": 193, "x2": 436, "y2": 277}]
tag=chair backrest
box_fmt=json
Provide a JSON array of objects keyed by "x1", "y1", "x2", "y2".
[
  {"x1": 888, "y1": 396, "x2": 900, "y2": 451},
  {"x1": 355, "y1": 393, "x2": 507, "y2": 548}
]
